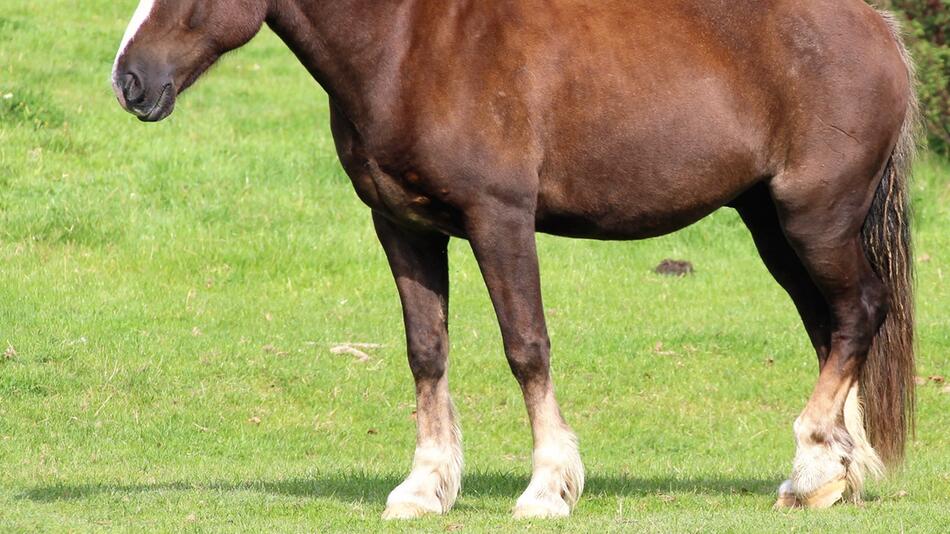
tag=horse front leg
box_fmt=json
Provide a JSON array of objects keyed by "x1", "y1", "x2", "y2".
[
  {"x1": 374, "y1": 214, "x2": 462, "y2": 520},
  {"x1": 465, "y1": 200, "x2": 585, "y2": 519}
]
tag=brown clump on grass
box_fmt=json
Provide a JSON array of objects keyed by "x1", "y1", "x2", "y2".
[{"x1": 654, "y1": 259, "x2": 694, "y2": 277}]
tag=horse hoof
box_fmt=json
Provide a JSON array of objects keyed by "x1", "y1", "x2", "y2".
[
  {"x1": 512, "y1": 504, "x2": 571, "y2": 519},
  {"x1": 513, "y1": 494, "x2": 572, "y2": 519},
  {"x1": 773, "y1": 480, "x2": 799, "y2": 509},
  {"x1": 382, "y1": 502, "x2": 438, "y2": 520},
  {"x1": 801, "y1": 478, "x2": 847, "y2": 508},
  {"x1": 773, "y1": 478, "x2": 847, "y2": 509}
]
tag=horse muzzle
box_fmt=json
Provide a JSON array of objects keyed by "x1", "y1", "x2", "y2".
[{"x1": 112, "y1": 69, "x2": 176, "y2": 122}]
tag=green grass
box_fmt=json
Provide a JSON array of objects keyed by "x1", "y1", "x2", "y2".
[{"x1": 1, "y1": 1, "x2": 949, "y2": 532}]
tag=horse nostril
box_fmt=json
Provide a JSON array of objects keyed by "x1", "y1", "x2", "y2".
[{"x1": 121, "y1": 72, "x2": 145, "y2": 105}]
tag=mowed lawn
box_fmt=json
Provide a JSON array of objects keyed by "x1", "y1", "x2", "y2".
[{"x1": 1, "y1": 1, "x2": 949, "y2": 532}]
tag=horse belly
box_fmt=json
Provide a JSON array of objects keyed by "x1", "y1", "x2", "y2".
[
  {"x1": 536, "y1": 169, "x2": 751, "y2": 240},
  {"x1": 526, "y1": 26, "x2": 772, "y2": 240},
  {"x1": 536, "y1": 113, "x2": 766, "y2": 241}
]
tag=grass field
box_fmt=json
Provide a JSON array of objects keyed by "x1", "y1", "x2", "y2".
[{"x1": 2, "y1": 1, "x2": 949, "y2": 532}]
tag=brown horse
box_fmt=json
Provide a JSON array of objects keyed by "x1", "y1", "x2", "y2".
[{"x1": 112, "y1": 0, "x2": 918, "y2": 518}]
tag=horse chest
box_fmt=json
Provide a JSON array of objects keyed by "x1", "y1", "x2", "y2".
[
  {"x1": 348, "y1": 158, "x2": 465, "y2": 237},
  {"x1": 330, "y1": 107, "x2": 466, "y2": 236}
]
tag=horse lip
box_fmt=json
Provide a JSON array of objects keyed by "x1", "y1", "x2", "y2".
[{"x1": 137, "y1": 83, "x2": 176, "y2": 122}]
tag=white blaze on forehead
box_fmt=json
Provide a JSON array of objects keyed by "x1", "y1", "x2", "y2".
[{"x1": 113, "y1": 0, "x2": 158, "y2": 75}]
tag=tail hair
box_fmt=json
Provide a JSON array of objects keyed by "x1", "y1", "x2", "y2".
[{"x1": 859, "y1": 10, "x2": 921, "y2": 467}]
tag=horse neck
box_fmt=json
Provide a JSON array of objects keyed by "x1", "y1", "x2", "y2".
[{"x1": 266, "y1": 0, "x2": 416, "y2": 129}]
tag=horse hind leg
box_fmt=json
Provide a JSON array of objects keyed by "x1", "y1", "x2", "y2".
[
  {"x1": 762, "y1": 160, "x2": 890, "y2": 508},
  {"x1": 733, "y1": 185, "x2": 882, "y2": 507},
  {"x1": 733, "y1": 184, "x2": 832, "y2": 366}
]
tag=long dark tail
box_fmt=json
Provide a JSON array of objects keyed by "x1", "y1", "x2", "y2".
[{"x1": 860, "y1": 11, "x2": 920, "y2": 467}]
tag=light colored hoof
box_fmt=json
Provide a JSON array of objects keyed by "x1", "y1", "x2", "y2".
[
  {"x1": 513, "y1": 491, "x2": 572, "y2": 519},
  {"x1": 383, "y1": 434, "x2": 463, "y2": 520},
  {"x1": 774, "y1": 480, "x2": 798, "y2": 509},
  {"x1": 382, "y1": 502, "x2": 439, "y2": 520},
  {"x1": 512, "y1": 486, "x2": 573, "y2": 519},
  {"x1": 802, "y1": 478, "x2": 847, "y2": 508},
  {"x1": 512, "y1": 433, "x2": 584, "y2": 520},
  {"x1": 773, "y1": 478, "x2": 847, "y2": 509}
]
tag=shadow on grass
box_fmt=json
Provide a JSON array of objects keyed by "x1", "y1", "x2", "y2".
[{"x1": 17, "y1": 472, "x2": 782, "y2": 504}]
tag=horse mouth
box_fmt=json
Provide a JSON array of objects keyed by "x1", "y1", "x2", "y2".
[{"x1": 135, "y1": 83, "x2": 176, "y2": 122}]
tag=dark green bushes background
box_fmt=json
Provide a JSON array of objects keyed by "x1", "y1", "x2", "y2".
[{"x1": 877, "y1": 0, "x2": 950, "y2": 156}]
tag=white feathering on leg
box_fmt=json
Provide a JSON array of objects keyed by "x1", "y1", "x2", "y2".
[
  {"x1": 383, "y1": 402, "x2": 463, "y2": 520},
  {"x1": 790, "y1": 416, "x2": 848, "y2": 503},
  {"x1": 843, "y1": 383, "x2": 884, "y2": 502},
  {"x1": 513, "y1": 427, "x2": 585, "y2": 519},
  {"x1": 782, "y1": 383, "x2": 885, "y2": 508}
]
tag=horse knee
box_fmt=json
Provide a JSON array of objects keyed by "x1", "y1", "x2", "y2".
[
  {"x1": 505, "y1": 335, "x2": 551, "y2": 385},
  {"x1": 407, "y1": 335, "x2": 447, "y2": 381}
]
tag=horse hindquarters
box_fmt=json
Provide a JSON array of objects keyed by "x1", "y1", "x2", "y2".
[
  {"x1": 765, "y1": 46, "x2": 916, "y2": 508},
  {"x1": 733, "y1": 4, "x2": 918, "y2": 507}
]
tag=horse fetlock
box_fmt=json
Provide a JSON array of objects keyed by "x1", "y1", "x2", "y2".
[
  {"x1": 513, "y1": 468, "x2": 575, "y2": 519},
  {"x1": 383, "y1": 441, "x2": 463, "y2": 520},
  {"x1": 783, "y1": 415, "x2": 878, "y2": 508},
  {"x1": 791, "y1": 420, "x2": 849, "y2": 494},
  {"x1": 513, "y1": 436, "x2": 585, "y2": 519},
  {"x1": 788, "y1": 384, "x2": 884, "y2": 506}
]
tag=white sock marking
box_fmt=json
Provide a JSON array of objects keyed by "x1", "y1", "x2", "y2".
[{"x1": 513, "y1": 429, "x2": 585, "y2": 519}]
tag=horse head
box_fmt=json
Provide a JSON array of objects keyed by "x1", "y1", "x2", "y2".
[{"x1": 112, "y1": 0, "x2": 268, "y2": 121}]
